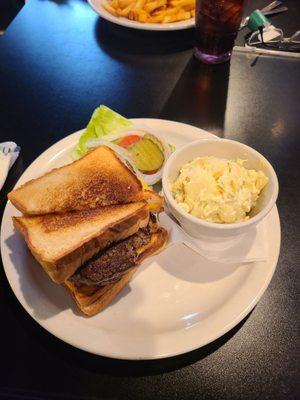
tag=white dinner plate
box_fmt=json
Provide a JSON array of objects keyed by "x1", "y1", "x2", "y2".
[
  {"x1": 87, "y1": 0, "x2": 195, "y2": 31},
  {"x1": 1, "y1": 119, "x2": 280, "y2": 360}
]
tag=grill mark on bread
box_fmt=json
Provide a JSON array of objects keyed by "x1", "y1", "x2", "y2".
[{"x1": 58, "y1": 172, "x2": 143, "y2": 211}]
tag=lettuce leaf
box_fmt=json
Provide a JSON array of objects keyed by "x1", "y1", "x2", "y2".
[{"x1": 74, "y1": 105, "x2": 132, "y2": 157}]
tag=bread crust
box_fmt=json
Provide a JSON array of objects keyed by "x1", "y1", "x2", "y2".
[
  {"x1": 64, "y1": 228, "x2": 168, "y2": 316},
  {"x1": 13, "y1": 203, "x2": 150, "y2": 283}
]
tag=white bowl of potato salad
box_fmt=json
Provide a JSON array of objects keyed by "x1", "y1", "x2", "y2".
[{"x1": 162, "y1": 139, "x2": 279, "y2": 240}]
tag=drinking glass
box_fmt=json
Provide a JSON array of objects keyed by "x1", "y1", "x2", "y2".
[{"x1": 194, "y1": 0, "x2": 247, "y2": 64}]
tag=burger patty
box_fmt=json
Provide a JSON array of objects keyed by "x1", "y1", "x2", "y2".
[{"x1": 71, "y1": 216, "x2": 158, "y2": 287}]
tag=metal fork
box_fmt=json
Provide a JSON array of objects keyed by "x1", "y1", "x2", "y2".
[{"x1": 240, "y1": 1, "x2": 288, "y2": 30}]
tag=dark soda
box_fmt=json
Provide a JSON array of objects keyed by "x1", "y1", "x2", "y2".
[{"x1": 194, "y1": 0, "x2": 247, "y2": 64}]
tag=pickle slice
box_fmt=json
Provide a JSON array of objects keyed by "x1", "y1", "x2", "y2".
[
  {"x1": 143, "y1": 133, "x2": 164, "y2": 153},
  {"x1": 128, "y1": 138, "x2": 164, "y2": 172}
]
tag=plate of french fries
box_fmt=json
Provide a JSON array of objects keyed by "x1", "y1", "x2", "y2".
[{"x1": 88, "y1": 0, "x2": 195, "y2": 30}]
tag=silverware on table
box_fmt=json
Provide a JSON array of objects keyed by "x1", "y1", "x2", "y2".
[{"x1": 240, "y1": 1, "x2": 288, "y2": 30}]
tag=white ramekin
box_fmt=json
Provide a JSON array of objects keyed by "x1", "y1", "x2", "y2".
[{"x1": 162, "y1": 138, "x2": 279, "y2": 242}]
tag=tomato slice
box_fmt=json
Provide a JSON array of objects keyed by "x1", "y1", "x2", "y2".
[
  {"x1": 117, "y1": 135, "x2": 141, "y2": 148},
  {"x1": 141, "y1": 168, "x2": 159, "y2": 175}
]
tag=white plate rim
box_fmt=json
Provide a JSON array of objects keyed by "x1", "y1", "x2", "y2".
[
  {"x1": 87, "y1": 0, "x2": 195, "y2": 31},
  {"x1": 0, "y1": 118, "x2": 281, "y2": 360}
]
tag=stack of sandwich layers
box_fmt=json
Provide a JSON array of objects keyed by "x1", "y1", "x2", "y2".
[{"x1": 8, "y1": 146, "x2": 168, "y2": 316}]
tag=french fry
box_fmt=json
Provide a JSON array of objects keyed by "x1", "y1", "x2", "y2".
[
  {"x1": 131, "y1": 8, "x2": 142, "y2": 21},
  {"x1": 147, "y1": 14, "x2": 165, "y2": 22},
  {"x1": 118, "y1": 0, "x2": 132, "y2": 8},
  {"x1": 191, "y1": 9, "x2": 195, "y2": 17},
  {"x1": 144, "y1": 0, "x2": 166, "y2": 14},
  {"x1": 118, "y1": 3, "x2": 134, "y2": 16},
  {"x1": 153, "y1": 5, "x2": 167, "y2": 15},
  {"x1": 128, "y1": 10, "x2": 135, "y2": 19},
  {"x1": 128, "y1": 5, "x2": 138, "y2": 20},
  {"x1": 111, "y1": 0, "x2": 119, "y2": 8},
  {"x1": 153, "y1": 6, "x2": 179, "y2": 16},
  {"x1": 103, "y1": 2, "x2": 119, "y2": 16},
  {"x1": 170, "y1": 0, "x2": 194, "y2": 8},
  {"x1": 133, "y1": 0, "x2": 146, "y2": 10},
  {"x1": 136, "y1": 9, "x2": 150, "y2": 22},
  {"x1": 163, "y1": 10, "x2": 190, "y2": 23},
  {"x1": 182, "y1": 4, "x2": 195, "y2": 11}
]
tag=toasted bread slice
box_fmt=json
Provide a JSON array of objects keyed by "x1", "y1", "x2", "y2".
[
  {"x1": 8, "y1": 146, "x2": 149, "y2": 215},
  {"x1": 13, "y1": 201, "x2": 149, "y2": 283},
  {"x1": 64, "y1": 268, "x2": 138, "y2": 316},
  {"x1": 64, "y1": 227, "x2": 168, "y2": 316}
]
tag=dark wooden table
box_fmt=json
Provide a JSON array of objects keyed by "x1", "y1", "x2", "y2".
[{"x1": 0, "y1": 1, "x2": 299, "y2": 399}]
